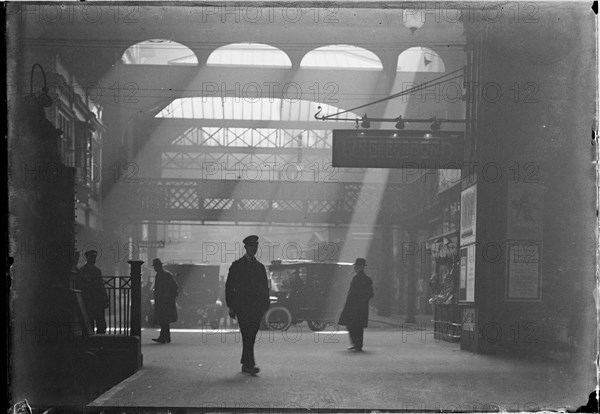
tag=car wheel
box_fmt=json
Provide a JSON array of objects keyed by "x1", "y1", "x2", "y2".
[
  {"x1": 264, "y1": 306, "x2": 292, "y2": 330},
  {"x1": 307, "y1": 320, "x2": 328, "y2": 332}
]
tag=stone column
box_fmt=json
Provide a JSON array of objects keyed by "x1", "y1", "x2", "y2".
[
  {"x1": 404, "y1": 227, "x2": 418, "y2": 323},
  {"x1": 377, "y1": 225, "x2": 393, "y2": 316},
  {"x1": 461, "y1": 5, "x2": 596, "y2": 355}
]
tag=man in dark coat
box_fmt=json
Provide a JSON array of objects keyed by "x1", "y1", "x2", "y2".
[
  {"x1": 76, "y1": 250, "x2": 109, "y2": 334},
  {"x1": 338, "y1": 258, "x2": 374, "y2": 351},
  {"x1": 226, "y1": 235, "x2": 270, "y2": 375},
  {"x1": 152, "y1": 258, "x2": 178, "y2": 343}
]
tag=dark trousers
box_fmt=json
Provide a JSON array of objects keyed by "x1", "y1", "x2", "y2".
[
  {"x1": 89, "y1": 306, "x2": 107, "y2": 334},
  {"x1": 348, "y1": 325, "x2": 364, "y2": 349},
  {"x1": 159, "y1": 323, "x2": 171, "y2": 341},
  {"x1": 238, "y1": 316, "x2": 261, "y2": 367}
]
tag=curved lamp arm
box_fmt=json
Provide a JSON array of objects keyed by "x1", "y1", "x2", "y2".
[{"x1": 29, "y1": 63, "x2": 53, "y2": 107}]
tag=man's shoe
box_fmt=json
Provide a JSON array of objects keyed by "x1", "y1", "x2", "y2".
[
  {"x1": 347, "y1": 346, "x2": 356, "y2": 350},
  {"x1": 242, "y1": 365, "x2": 260, "y2": 375},
  {"x1": 152, "y1": 338, "x2": 167, "y2": 343}
]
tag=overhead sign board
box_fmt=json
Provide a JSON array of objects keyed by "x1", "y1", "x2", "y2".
[
  {"x1": 138, "y1": 240, "x2": 165, "y2": 248},
  {"x1": 332, "y1": 130, "x2": 464, "y2": 169}
]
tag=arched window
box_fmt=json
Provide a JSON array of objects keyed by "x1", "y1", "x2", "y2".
[
  {"x1": 301, "y1": 45, "x2": 383, "y2": 70},
  {"x1": 122, "y1": 39, "x2": 198, "y2": 65},
  {"x1": 207, "y1": 43, "x2": 292, "y2": 67},
  {"x1": 397, "y1": 47, "x2": 445, "y2": 72}
]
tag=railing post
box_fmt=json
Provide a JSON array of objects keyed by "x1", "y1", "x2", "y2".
[{"x1": 128, "y1": 260, "x2": 144, "y2": 337}]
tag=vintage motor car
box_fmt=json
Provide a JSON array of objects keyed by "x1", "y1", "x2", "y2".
[
  {"x1": 264, "y1": 260, "x2": 353, "y2": 331},
  {"x1": 161, "y1": 262, "x2": 222, "y2": 329}
]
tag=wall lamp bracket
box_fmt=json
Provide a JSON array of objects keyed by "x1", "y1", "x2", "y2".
[{"x1": 30, "y1": 63, "x2": 53, "y2": 108}]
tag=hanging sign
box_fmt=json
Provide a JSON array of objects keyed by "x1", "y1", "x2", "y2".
[
  {"x1": 332, "y1": 130, "x2": 464, "y2": 169},
  {"x1": 138, "y1": 240, "x2": 166, "y2": 248}
]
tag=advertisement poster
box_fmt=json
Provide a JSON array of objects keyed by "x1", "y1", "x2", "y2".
[
  {"x1": 459, "y1": 248, "x2": 467, "y2": 302},
  {"x1": 466, "y1": 244, "x2": 476, "y2": 302},
  {"x1": 460, "y1": 184, "x2": 477, "y2": 245},
  {"x1": 462, "y1": 307, "x2": 475, "y2": 332},
  {"x1": 507, "y1": 182, "x2": 544, "y2": 239},
  {"x1": 506, "y1": 241, "x2": 542, "y2": 301}
]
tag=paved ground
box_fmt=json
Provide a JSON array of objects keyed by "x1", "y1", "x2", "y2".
[{"x1": 87, "y1": 322, "x2": 593, "y2": 413}]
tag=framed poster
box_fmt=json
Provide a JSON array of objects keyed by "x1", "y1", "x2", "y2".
[
  {"x1": 462, "y1": 307, "x2": 475, "y2": 332},
  {"x1": 459, "y1": 245, "x2": 475, "y2": 302},
  {"x1": 466, "y1": 244, "x2": 476, "y2": 302},
  {"x1": 506, "y1": 241, "x2": 542, "y2": 301},
  {"x1": 507, "y1": 183, "x2": 544, "y2": 239},
  {"x1": 459, "y1": 247, "x2": 467, "y2": 301},
  {"x1": 460, "y1": 184, "x2": 477, "y2": 245}
]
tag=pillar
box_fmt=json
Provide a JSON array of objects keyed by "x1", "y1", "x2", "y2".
[
  {"x1": 9, "y1": 84, "x2": 76, "y2": 404},
  {"x1": 377, "y1": 225, "x2": 393, "y2": 316},
  {"x1": 404, "y1": 227, "x2": 418, "y2": 323},
  {"x1": 462, "y1": 6, "x2": 596, "y2": 356}
]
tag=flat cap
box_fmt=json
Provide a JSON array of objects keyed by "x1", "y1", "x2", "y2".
[
  {"x1": 84, "y1": 250, "x2": 98, "y2": 257},
  {"x1": 243, "y1": 235, "x2": 259, "y2": 245},
  {"x1": 353, "y1": 258, "x2": 367, "y2": 267},
  {"x1": 152, "y1": 258, "x2": 163, "y2": 266}
]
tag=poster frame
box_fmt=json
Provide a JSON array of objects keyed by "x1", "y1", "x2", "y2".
[{"x1": 505, "y1": 240, "x2": 542, "y2": 302}]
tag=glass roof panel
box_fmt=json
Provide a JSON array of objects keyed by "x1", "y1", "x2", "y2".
[
  {"x1": 301, "y1": 45, "x2": 383, "y2": 70},
  {"x1": 397, "y1": 47, "x2": 445, "y2": 72},
  {"x1": 155, "y1": 98, "x2": 357, "y2": 121},
  {"x1": 207, "y1": 43, "x2": 292, "y2": 67},
  {"x1": 122, "y1": 39, "x2": 198, "y2": 65}
]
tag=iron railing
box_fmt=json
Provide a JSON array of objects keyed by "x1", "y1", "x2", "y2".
[
  {"x1": 98, "y1": 262, "x2": 142, "y2": 336},
  {"x1": 102, "y1": 276, "x2": 132, "y2": 335}
]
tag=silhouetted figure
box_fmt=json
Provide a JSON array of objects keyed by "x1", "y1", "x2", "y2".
[
  {"x1": 76, "y1": 250, "x2": 109, "y2": 334},
  {"x1": 141, "y1": 273, "x2": 154, "y2": 328},
  {"x1": 226, "y1": 235, "x2": 270, "y2": 375},
  {"x1": 152, "y1": 258, "x2": 178, "y2": 344},
  {"x1": 338, "y1": 258, "x2": 374, "y2": 351},
  {"x1": 576, "y1": 391, "x2": 599, "y2": 413},
  {"x1": 70, "y1": 251, "x2": 80, "y2": 289}
]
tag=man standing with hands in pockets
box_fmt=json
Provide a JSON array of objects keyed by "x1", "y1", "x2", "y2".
[
  {"x1": 226, "y1": 235, "x2": 270, "y2": 375},
  {"x1": 338, "y1": 258, "x2": 374, "y2": 351}
]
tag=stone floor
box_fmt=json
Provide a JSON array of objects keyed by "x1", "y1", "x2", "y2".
[{"x1": 86, "y1": 323, "x2": 594, "y2": 413}]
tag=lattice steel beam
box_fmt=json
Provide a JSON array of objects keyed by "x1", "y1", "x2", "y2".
[
  {"x1": 166, "y1": 127, "x2": 332, "y2": 149},
  {"x1": 110, "y1": 178, "x2": 409, "y2": 225}
]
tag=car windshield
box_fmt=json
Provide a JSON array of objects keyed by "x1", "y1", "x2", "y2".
[
  {"x1": 269, "y1": 268, "x2": 297, "y2": 292},
  {"x1": 270, "y1": 266, "x2": 314, "y2": 292},
  {"x1": 269, "y1": 268, "x2": 306, "y2": 292}
]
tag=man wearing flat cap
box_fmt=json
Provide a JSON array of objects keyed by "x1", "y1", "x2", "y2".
[
  {"x1": 226, "y1": 235, "x2": 270, "y2": 375},
  {"x1": 152, "y1": 258, "x2": 178, "y2": 344},
  {"x1": 338, "y1": 258, "x2": 374, "y2": 351},
  {"x1": 76, "y1": 250, "x2": 109, "y2": 334}
]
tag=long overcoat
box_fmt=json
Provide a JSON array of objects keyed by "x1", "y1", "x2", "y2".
[
  {"x1": 338, "y1": 271, "x2": 374, "y2": 328},
  {"x1": 225, "y1": 256, "x2": 270, "y2": 322},
  {"x1": 153, "y1": 269, "x2": 178, "y2": 325},
  {"x1": 76, "y1": 263, "x2": 109, "y2": 315}
]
